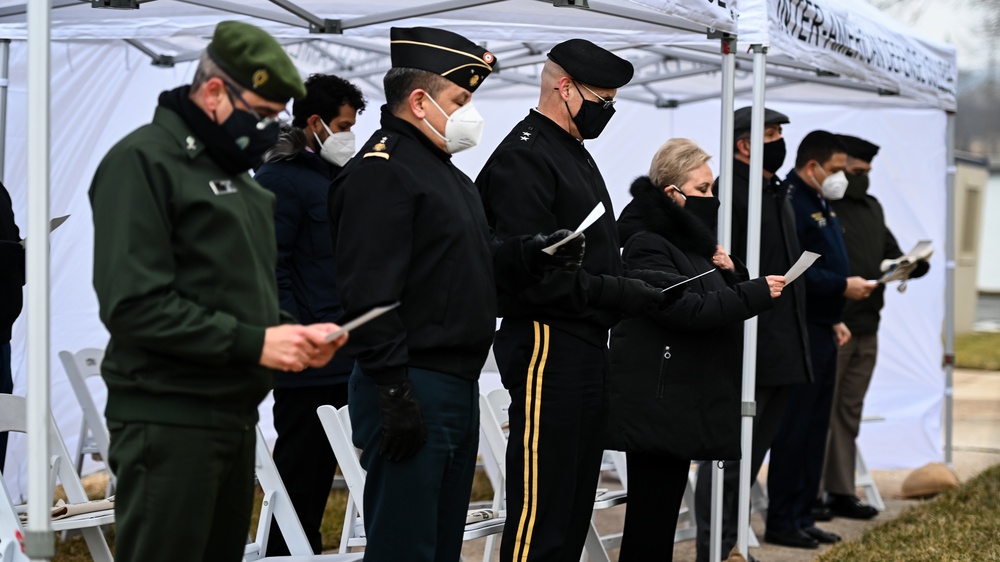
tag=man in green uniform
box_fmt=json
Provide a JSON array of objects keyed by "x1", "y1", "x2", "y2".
[{"x1": 89, "y1": 21, "x2": 347, "y2": 562}]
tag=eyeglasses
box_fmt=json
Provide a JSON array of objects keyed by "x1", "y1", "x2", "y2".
[
  {"x1": 576, "y1": 81, "x2": 616, "y2": 109},
  {"x1": 222, "y1": 81, "x2": 290, "y2": 130}
]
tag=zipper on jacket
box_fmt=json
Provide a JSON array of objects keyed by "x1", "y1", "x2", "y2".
[{"x1": 656, "y1": 345, "x2": 671, "y2": 399}]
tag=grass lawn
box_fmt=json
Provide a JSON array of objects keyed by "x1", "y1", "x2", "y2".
[
  {"x1": 955, "y1": 331, "x2": 1000, "y2": 371},
  {"x1": 818, "y1": 463, "x2": 1000, "y2": 561}
]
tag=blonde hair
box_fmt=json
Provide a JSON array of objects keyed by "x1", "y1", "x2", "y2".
[{"x1": 648, "y1": 138, "x2": 712, "y2": 188}]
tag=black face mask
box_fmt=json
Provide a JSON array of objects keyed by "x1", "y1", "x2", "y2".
[
  {"x1": 762, "y1": 137, "x2": 787, "y2": 174},
  {"x1": 844, "y1": 172, "x2": 870, "y2": 199},
  {"x1": 684, "y1": 195, "x2": 720, "y2": 233},
  {"x1": 566, "y1": 83, "x2": 615, "y2": 140},
  {"x1": 220, "y1": 109, "x2": 281, "y2": 168}
]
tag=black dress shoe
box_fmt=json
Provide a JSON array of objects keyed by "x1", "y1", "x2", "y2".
[
  {"x1": 810, "y1": 505, "x2": 834, "y2": 522},
  {"x1": 827, "y1": 494, "x2": 879, "y2": 519},
  {"x1": 802, "y1": 525, "x2": 842, "y2": 544},
  {"x1": 764, "y1": 529, "x2": 819, "y2": 549}
]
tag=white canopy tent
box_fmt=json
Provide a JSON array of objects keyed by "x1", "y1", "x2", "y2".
[{"x1": 0, "y1": 0, "x2": 955, "y2": 559}]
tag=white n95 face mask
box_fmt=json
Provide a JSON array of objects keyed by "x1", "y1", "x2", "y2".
[
  {"x1": 820, "y1": 170, "x2": 849, "y2": 200},
  {"x1": 314, "y1": 120, "x2": 355, "y2": 167},
  {"x1": 423, "y1": 95, "x2": 485, "y2": 154}
]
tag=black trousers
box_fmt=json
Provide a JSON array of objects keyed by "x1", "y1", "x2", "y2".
[
  {"x1": 619, "y1": 453, "x2": 691, "y2": 562},
  {"x1": 494, "y1": 320, "x2": 609, "y2": 562},
  {"x1": 265, "y1": 383, "x2": 350, "y2": 555},
  {"x1": 767, "y1": 323, "x2": 837, "y2": 533},
  {"x1": 1, "y1": 342, "x2": 11, "y2": 474},
  {"x1": 693, "y1": 384, "x2": 792, "y2": 561}
]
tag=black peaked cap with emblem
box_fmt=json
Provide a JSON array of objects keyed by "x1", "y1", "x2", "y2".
[
  {"x1": 390, "y1": 27, "x2": 496, "y2": 93},
  {"x1": 547, "y1": 39, "x2": 633, "y2": 89},
  {"x1": 835, "y1": 134, "x2": 880, "y2": 163},
  {"x1": 206, "y1": 20, "x2": 306, "y2": 103},
  {"x1": 733, "y1": 106, "x2": 790, "y2": 135}
]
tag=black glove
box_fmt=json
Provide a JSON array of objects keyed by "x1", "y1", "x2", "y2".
[
  {"x1": 524, "y1": 229, "x2": 585, "y2": 274},
  {"x1": 626, "y1": 269, "x2": 688, "y2": 308},
  {"x1": 592, "y1": 275, "x2": 665, "y2": 317},
  {"x1": 376, "y1": 379, "x2": 426, "y2": 462}
]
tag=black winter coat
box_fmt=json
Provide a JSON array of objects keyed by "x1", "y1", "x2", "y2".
[
  {"x1": 0, "y1": 182, "x2": 24, "y2": 343},
  {"x1": 607, "y1": 176, "x2": 773, "y2": 461}
]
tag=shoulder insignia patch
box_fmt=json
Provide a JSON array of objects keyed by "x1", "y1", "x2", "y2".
[
  {"x1": 516, "y1": 125, "x2": 538, "y2": 146},
  {"x1": 363, "y1": 133, "x2": 397, "y2": 160}
]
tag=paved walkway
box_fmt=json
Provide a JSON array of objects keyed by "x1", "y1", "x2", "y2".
[{"x1": 462, "y1": 368, "x2": 1000, "y2": 562}]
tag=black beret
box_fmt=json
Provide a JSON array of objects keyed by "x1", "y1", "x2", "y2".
[
  {"x1": 547, "y1": 39, "x2": 634, "y2": 89},
  {"x1": 207, "y1": 21, "x2": 306, "y2": 103},
  {"x1": 390, "y1": 27, "x2": 496, "y2": 93},
  {"x1": 835, "y1": 134, "x2": 880, "y2": 162},
  {"x1": 733, "y1": 106, "x2": 790, "y2": 135}
]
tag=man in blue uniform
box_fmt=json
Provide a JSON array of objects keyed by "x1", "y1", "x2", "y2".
[
  {"x1": 328, "y1": 27, "x2": 584, "y2": 562},
  {"x1": 476, "y1": 39, "x2": 673, "y2": 562},
  {"x1": 765, "y1": 130, "x2": 874, "y2": 549},
  {"x1": 255, "y1": 73, "x2": 367, "y2": 555}
]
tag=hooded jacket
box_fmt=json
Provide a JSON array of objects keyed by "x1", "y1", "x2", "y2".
[{"x1": 607, "y1": 176, "x2": 772, "y2": 460}]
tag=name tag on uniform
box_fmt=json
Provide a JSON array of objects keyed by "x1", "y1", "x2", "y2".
[{"x1": 209, "y1": 179, "x2": 238, "y2": 195}]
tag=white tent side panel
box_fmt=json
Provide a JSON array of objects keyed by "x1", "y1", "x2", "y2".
[{"x1": 3, "y1": 41, "x2": 944, "y2": 499}]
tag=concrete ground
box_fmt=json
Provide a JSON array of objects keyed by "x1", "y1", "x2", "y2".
[{"x1": 461, "y1": 368, "x2": 1000, "y2": 562}]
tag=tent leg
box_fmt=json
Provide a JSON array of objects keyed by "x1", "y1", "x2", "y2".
[{"x1": 943, "y1": 111, "x2": 956, "y2": 467}]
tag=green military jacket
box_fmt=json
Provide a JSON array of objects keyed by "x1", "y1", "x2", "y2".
[{"x1": 90, "y1": 105, "x2": 283, "y2": 430}]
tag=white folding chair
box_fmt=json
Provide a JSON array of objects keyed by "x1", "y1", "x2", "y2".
[
  {"x1": 244, "y1": 425, "x2": 313, "y2": 561},
  {"x1": 857, "y1": 415, "x2": 886, "y2": 511},
  {"x1": 0, "y1": 394, "x2": 115, "y2": 562},
  {"x1": 58, "y1": 348, "x2": 115, "y2": 497},
  {"x1": 316, "y1": 404, "x2": 506, "y2": 558},
  {"x1": 478, "y1": 388, "x2": 626, "y2": 562}
]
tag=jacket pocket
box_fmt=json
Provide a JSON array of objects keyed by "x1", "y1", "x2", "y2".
[{"x1": 656, "y1": 345, "x2": 671, "y2": 399}]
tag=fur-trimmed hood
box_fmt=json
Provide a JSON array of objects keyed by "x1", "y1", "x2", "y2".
[{"x1": 617, "y1": 175, "x2": 718, "y2": 259}]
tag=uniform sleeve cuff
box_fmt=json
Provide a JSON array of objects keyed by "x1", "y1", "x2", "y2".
[{"x1": 232, "y1": 323, "x2": 266, "y2": 364}]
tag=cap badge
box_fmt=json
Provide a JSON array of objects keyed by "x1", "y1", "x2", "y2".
[
  {"x1": 252, "y1": 69, "x2": 269, "y2": 89},
  {"x1": 469, "y1": 74, "x2": 480, "y2": 87}
]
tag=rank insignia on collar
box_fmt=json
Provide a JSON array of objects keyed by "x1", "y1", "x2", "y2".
[
  {"x1": 186, "y1": 136, "x2": 197, "y2": 151},
  {"x1": 209, "y1": 179, "x2": 238, "y2": 195},
  {"x1": 811, "y1": 211, "x2": 826, "y2": 227}
]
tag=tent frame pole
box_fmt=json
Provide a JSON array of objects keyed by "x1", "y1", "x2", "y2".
[
  {"x1": 736, "y1": 42, "x2": 768, "y2": 558},
  {"x1": 26, "y1": 0, "x2": 53, "y2": 557},
  {"x1": 943, "y1": 111, "x2": 956, "y2": 467}
]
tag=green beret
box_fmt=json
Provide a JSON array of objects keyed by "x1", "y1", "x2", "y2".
[{"x1": 207, "y1": 21, "x2": 306, "y2": 103}]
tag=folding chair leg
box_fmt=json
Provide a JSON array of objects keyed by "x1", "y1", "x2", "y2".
[
  {"x1": 80, "y1": 526, "x2": 114, "y2": 562},
  {"x1": 579, "y1": 521, "x2": 611, "y2": 562},
  {"x1": 855, "y1": 440, "x2": 885, "y2": 511}
]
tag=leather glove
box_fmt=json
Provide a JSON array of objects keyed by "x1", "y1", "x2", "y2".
[
  {"x1": 625, "y1": 269, "x2": 688, "y2": 307},
  {"x1": 376, "y1": 379, "x2": 426, "y2": 462},
  {"x1": 524, "y1": 229, "x2": 585, "y2": 274},
  {"x1": 592, "y1": 275, "x2": 665, "y2": 317}
]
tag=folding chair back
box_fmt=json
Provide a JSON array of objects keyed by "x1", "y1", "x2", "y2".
[
  {"x1": 0, "y1": 394, "x2": 114, "y2": 562},
  {"x1": 58, "y1": 348, "x2": 115, "y2": 496},
  {"x1": 316, "y1": 404, "x2": 505, "y2": 557},
  {"x1": 243, "y1": 425, "x2": 313, "y2": 561}
]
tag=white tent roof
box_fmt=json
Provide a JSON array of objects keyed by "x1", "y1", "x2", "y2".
[{"x1": 736, "y1": 0, "x2": 957, "y2": 110}]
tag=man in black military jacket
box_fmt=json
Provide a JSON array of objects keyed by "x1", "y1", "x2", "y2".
[
  {"x1": 476, "y1": 39, "x2": 670, "y2": 562},
  {"x1": 821, "y1": 134, "x2": 929, "y2": 519},
  {"x1": 695, "y1": 107, "x2": 814, "y2": 562},
  {"x1": 0, "y1": 181, "x2": 24, "y2": 475},
  {"x1": 328, "y1": 27, "x2": 583, "y2": 562}
]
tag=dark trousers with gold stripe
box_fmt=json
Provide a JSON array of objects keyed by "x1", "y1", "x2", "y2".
[{"x1": 493, "y1": 319, "x2": 609, "y2": 562}]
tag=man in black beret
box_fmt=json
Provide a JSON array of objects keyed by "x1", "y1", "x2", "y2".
[
  {"x1": 821, "y1": 134, "x2": 929, "y2": 519},
  {"x1": 476, "y1": 38, "x2": 675, "y2": 561},
  {"x1": 695, "y1": 106, "x2": 812, "y2": 561},
  {"x1": 328, "y1": 27, "x2": 584, "y2": 562},
  {"x1": 90, "y1": 20, "x2": 347, "y2": 562}
]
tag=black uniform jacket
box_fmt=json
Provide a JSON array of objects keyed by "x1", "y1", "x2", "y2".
[
  {"x1": 607, "y1": 177, "x2": 772, "y2": 461},
  {"x1": 832, "y1": 188, "x2": 925, "y2": 336},
  {"x1": 329, "y1": 107, "x2": 498, "y2": 386},
  {"x1": 255, "y1": 149, "x2": 354, "y2": 387},
  {"x1": 787, "y1": 170, "x2": 850, "y2": 328},
  {"x1": 718, "y1": 159, "x2": 812, "y2": 386},
  {"x1": 476, "y1": 109, "x2": 623, "y2": 347},
  {"x1": 0, "y1": 182, "x2": 24, "y2": 343}
]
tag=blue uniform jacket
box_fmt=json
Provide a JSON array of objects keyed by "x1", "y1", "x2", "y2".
[
  {"x1": 255, "y1": 150, "x2": 354, "y2": 387},
  {"x1": 787, "y1": 170, "x2": 849, "y2": 328}
]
